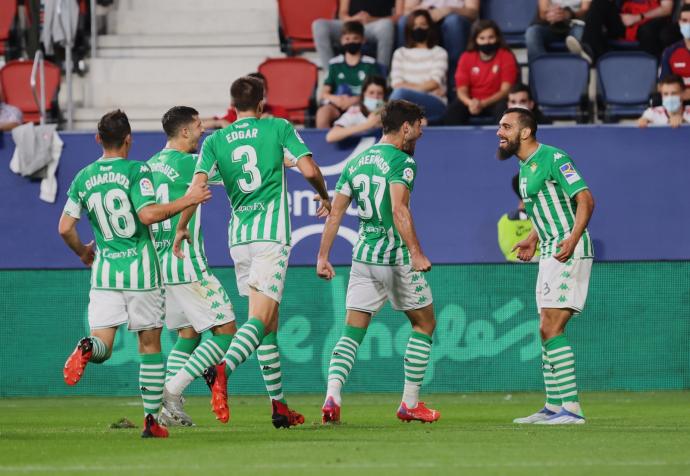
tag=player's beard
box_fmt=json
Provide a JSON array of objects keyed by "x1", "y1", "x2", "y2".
[
  {"x1": 402, "y1": 138, "x2": 417, "y2": 155},
  {"x1": 497, "y1": 136, "x2": 519, "y2": 160}
]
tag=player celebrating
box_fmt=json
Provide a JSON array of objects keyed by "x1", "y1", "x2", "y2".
[
  {"x1": 316, "y1": 99, "x2": 440, "y2": 424},
  {"x1": 59, "y1": 110, "x2": 211, "y2": 438},
  {"x1": 497, "y1": 108, "x2": 595, "y2": 425},
  {"x1": 174, "y1": 76, "x2": 331, "y2": 428},
  {"x1": 146, "y1": 106, "x2": 238, "y2": 427}
]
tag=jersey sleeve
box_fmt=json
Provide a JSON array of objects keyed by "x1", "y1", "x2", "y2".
[
  {"x1": 63, "y1": 176, "x2": 83, "y2": 218},
  {"x1": 131, "y1": 163, "x2": 158, "y2": 212},
  {"x1": 280, "y1": 119, "x2": 311, "y2": 165},
  {"x1": 193, "y1": 153, "x2": 222, "y2": 185},
  {"x1": 335, "y1": 169, "x2": 352, "y2": 197},
  {"x1": 551, "y1": 152, "x2": 588, "y2": 198},
  {"x1": 389, "y1": 155, "x2": 417, "y2": 192}
]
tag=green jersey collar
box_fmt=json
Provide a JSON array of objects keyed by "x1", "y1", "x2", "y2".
[
  {"x1": 520, "y1": 143, "x2": 542, "y2": 168},
  {"x1": 234, "y1": 116, "x2": 258, "y2": 124},
  {"x1": 97, "y1": 156, "x2": 125, "y2": 162}
]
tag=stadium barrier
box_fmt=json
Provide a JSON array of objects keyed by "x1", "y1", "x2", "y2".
[{"x1": 2, "y1": 262, "x2": 688, "y2": 397}]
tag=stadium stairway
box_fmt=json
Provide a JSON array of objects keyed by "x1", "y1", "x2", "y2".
[{"x1": 72, "y1": 0, "x2": 281, "y2": 130}]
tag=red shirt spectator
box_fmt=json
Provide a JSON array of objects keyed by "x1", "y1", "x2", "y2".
[
  {"x1": 660, "y1": 42, "x2": 690, "y2": 86},
  {"x1": 455, "y1": 48, "x2": 518, "y2": 100}
]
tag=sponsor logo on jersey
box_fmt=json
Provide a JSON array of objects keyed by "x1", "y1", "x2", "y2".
[
  {"x1": 102, "y1": 247, "x2": 139, "y2": 259},
  {"x1": 235, "y1": 122, "x2": 249, "y2": 129},
  {"x1": 235, "y1": 202, "x2": 266, "y2": 213},
  {"x1": 559, "y1": 163, "x2": 580, "y2": 185},
  {"x1": 405, "y1": 157, "x2": 415, "y2": 164},
  {"x1": 402, "y1": 167, "x2": 414, "y2": 183},
  {"x1": 140, "y1": 178, "x2": 155, "y2": 196},
  {"x1": 553, "y1": 152, "x2": 564, "y2": 161}
]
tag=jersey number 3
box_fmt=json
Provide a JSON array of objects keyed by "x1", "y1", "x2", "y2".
[
  {"x1": 232, "y1": 145, "x2": 262, "y2": 193},
  {"x1": 352, "y1": 174, "x2": 385, "y2": 220}
]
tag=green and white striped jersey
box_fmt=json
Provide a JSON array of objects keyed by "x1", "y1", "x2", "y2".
[
  {"x1": 195, "y1": 117, "x2": 311, "y2": 247},
  {"x1": 63, "y1": 157, "x2": 160, "y2": 290},
  {"x1": 518, "y1": 143, "x2": 594, "y2": 258},
  {"x1": 335, "y1": 143, "x2": 417, "y2": 266},
  {"x1": 147, "y1": 149, "x2": 216, "y2": 284}
]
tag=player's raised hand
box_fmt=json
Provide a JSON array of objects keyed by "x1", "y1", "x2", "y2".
[
  {"x1": 80, "y1": 240, "x2": 95, "y2": 267},
  {"x1": 187, "y1": 182, "x2": 212, "y2": 205},
  {"x1": 317, "y1": 258, "x2": 335, "y2": 280},
  {"x1": 411, "y1": 253, "x2": 432, "y2": 272},
  {"x1": 554, "y1": 236, "x2": 577, "y2": 262},
  {"x1": 313, "y1": 195, "x2": 331, "y2": 218},
  {"x1": 173, "y1": 228, "x2": 191, "y2": 259},
  {"x1": 512, "y1": 238, "x2": 537, "y2": 262}
]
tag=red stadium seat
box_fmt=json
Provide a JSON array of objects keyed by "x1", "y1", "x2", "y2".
[
  {"x1": 278, "y1": 0, "x2": 338, "y2": 55},
  {"x1": 258, "y1": 57, "x2": 317, "y2": 125},
  {"x1": 0, "y1": 59, "x2": 61, "y2": 123},
  {"x1": 0, "y1": 0, "x2": 18, "y2": 55}
]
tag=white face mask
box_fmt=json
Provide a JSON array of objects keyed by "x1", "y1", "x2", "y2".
[
  {"x1": 662, "y1": 94, "x2": 682, "y2": 113},
  {"x1": 680, "y1": 23, "x2": 690, "y2": 40},
  {"x1": 363, "y1": 97, "x2": 384, "y2": 112}
]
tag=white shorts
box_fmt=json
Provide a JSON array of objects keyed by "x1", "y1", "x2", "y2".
[
  {"x1": 88, "y1": 288, "x2": 164, "y2": 331},
  {"x1": 536, "y1": 257, "x2": 592, "y2": 314},
  {"x1": 164, "y1": 274, "x2": 236, "y2": 333},
  {"x1": 345, "y1": 261, "x2": 433, "y2": 314},
  {"x1": 230, "y1": 242, "x2": 290, "y2": 303}
]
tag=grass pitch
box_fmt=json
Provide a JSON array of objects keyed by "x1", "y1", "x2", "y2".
[{"x1": 1, "y1": 392, "x2": 689, "y2": 476}]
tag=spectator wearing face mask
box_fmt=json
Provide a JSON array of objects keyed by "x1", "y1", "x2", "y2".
[
  {"x1": 660, "y1": 5, "x2": 690, "y2": 101},
  {"x1": 638, "y1": 75, "x2": 690, "y2": 128},
  {"x1": 507, "y1": 84, "x2": 552, "y2": 124},
  {"x1": 389, "y1": 9, "x2": 449, "y2": 123},
  {"x1": 326, "y1": 75, "x2": 388, "y2": 143},
  {"x1": 316, "y1": 21, "x2": 382, "y2": 129},
  {"x1": 444, "y1": 20, "x2": 518, "y2": 125}
]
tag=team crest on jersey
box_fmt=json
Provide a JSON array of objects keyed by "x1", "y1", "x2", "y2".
[
  {"x1": 140, "y1": 178, "x2": 155, "y2": 196},
  {"x1": 530, "y1": 162, "x2": 537, "y2": 172},
  {"x1": 559, "y1": 163, "x2": 580, "y2": 185},
  {"x1": 402, "y1": 167, "x2": 414, "y2": 183}
]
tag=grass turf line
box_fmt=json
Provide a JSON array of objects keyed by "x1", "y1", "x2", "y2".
[{"x1": 1, "y1": 392, "x2": 689, "y2": 476}]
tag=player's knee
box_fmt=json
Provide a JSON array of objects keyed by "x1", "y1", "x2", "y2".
[
  {"x1": 539, "y1": 320, "x2": 559, "y2": 341},
  {"x1": 212, "y1": 321, "x2": 237, "y2": 336}
]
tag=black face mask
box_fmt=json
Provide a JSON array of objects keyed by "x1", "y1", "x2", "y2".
[
  {"x1": 410, "y1": 27, "x2": 429, "y2": 43},
  {"x1": 478, "y1": 43, "x2": 499, "y2": 55},
  {"x1": 343, "y1": 42, "x2": 362, "y2": 54}
]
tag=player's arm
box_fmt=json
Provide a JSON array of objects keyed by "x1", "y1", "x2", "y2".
[
  {"x1": 390, "y1": 183, "x2": 431, "y2": 272},
  {"x1": 172, "y1": 172, "x2": 210, "y2": 259},
  {"x1": 512, "y1": 228, "x2": 539, "y2": 262},
  {"x1": 138, "y1": 179, "x2": 210, "y2": 226},
  {"x1": 317, "y1": 192, "x2": 351, "y2": 280},
  {"x1": 296, "y1": 155, "x2": 331, "y2": 217},
  {"x1": 58, "y1": 214, "x2": 95, "y2": 267},
  {"x1": 554, "y1": 189, "x2": 594, "y2": 262}
]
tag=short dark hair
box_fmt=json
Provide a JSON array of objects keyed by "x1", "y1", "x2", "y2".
[
  {"x1": 682, "y1": 4, "x2": 690, "y2": 13},
  {"x1": 360, "y1": 74, "x2": 389, "y2": 100},
  {"x1": 466, "y1": 19, "x2": 509, "y2": 52},
  {"x1": 248, "y1": 72, "x2": 266, "y2": 84},
  {"x1": 509, "y1": 83, "x2": 532, "y2": 100},
  {"x1": 404, "y1": 9, "x2": 438, "y2": 48},
  {"x1": 381, "y1": 99, "x2": 425, "y2": 134},
  {"x1": 660, "y1": 74, "x2": 685, "y2": 89},
  {"x1": 97, "y1": 109, "x2": 131, "y2": 149},
  {"x1": 161, "y1": 106, "x2": 199, "y2": 138},
  {"x1": 342, "y1": 20, "x2": 364, "y2": 37},
  {"x1": 230, "y1": 76, "x2": 265, "y2": 112},
  {"x1": 503, "y1": 107, "x2": 538, "y2": 138}
]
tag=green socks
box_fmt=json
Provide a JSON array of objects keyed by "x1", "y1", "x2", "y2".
[
  {"x1": 165, "y1": 334, "x2": 234, "y2": 396},
  {"x1": 257, "y1": 332, "x2": 286, "y2": 404},
  {"x1": 223, "y1": 317, "x2": 265, "y2": 375},
  {"x1": 165, "y1": 335, "x2": 200, "y2": 384},
  {"x1": 139, "y1": 352, "x2": 165, "y2": 416},
  {"x1": 542, "y1": 346, "x2": 562, "y2": 412},
  {"x1": 325, "y1": 325, "x2": 367, "y2": 406},
  {"x1": 544, "y1": 334, "x2": 582, "y2": 415},
  {"x1": 402, "y1": 331, "x2": 432, "y2": 408}
]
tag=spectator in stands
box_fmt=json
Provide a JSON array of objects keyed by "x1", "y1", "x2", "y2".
[
  {"x1": 566, "y1": 0, "x2": 673, "y2": 63},
  {"x1": 660, "y1": 0, "x2": 690, "y2": 47},
  {"x1": 444, "y1": 20, "x2": 518, "y2": 125},
  {"x1": 0, "y1": 85, "x2": 23, "y2": 131},
  {"x1": 507, "y1": 84, "x2": 552, "y2": 124},
  {"x1": 525, "y1": 0, "x2": 591, "y2": 63},
  {"x1": 326, "y1": 75, "x2": 388, "y2": 143},
  {"x1": 202, "y1": 72, "x2": 288, "y2": 129},
  {"x1": 389, "y1": 10, "x2": 449, "y2": 123},
  {"x1": 316, "y1": 21, "x2": 381, "y2": 129},
  {"x1": 398, "y1": 0, "x2": 479, "y2": 80},
  {"x1": 660, "y1": 5, "x2": 690, "y2": 101},
  {"x1": 638, "y1": 75, "x2": 690, "y2": 128},
  {"x1": 312, "y1": 0, "x2": 403, "y2": 69},
  {"x1": 497, "y1": 174, "x2": 538, "y2": 262}
]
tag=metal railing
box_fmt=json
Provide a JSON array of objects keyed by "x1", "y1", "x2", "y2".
[
  {"x1": 57, "y1": 0, "x2": 74, "y2": 130},
  {"x1": 30, "y1": 50, "x2": 47, "y2": 126}
]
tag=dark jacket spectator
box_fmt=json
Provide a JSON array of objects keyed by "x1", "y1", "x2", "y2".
[
  {"x1": 660, "y1": 5, "x2": 690, "y2": 101},
  {"x1": 444, "y1": 20, "x2": 518, "y2": 125},
  {"x1": 526, "y1": 0, "x2": 590, "y2": 62}
]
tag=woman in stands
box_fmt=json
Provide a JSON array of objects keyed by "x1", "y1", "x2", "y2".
[
  {"x1": 326, "y1": 75, "x2": 388, "y2": 143},
  {"x1": 388, "y1": 9, "x2": 449, "y2": 123},
  {"x1": 444, "y1": 19, "x2": 518, "y2": 125}
]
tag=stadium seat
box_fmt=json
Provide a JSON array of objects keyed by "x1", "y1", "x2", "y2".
[
  {"x1": 258, "y1": 57, "x2": 318, "y2": 126},
  {"x1": 596, "y1": 51, "x2": 657, "y2": 122},
  {"x1": 0, "y1": 59, "x2": 61, "y2": 124},
  {"x1": 529, "y1": 54, "x2": 590, "y2": 122},
  {"x1": 278, "y1": 0, "x2": 338, "y2": 55},
  {"x1": 0, "y1": 0, "x2": 18, "y2": 58},
  {"x1": 481, "y1": 0, "x2": 537, "y2": 47}
]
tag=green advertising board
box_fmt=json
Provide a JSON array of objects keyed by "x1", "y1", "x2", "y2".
[{"x1": 1, "y1": 262, "x2": 688, "y2": 397}]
